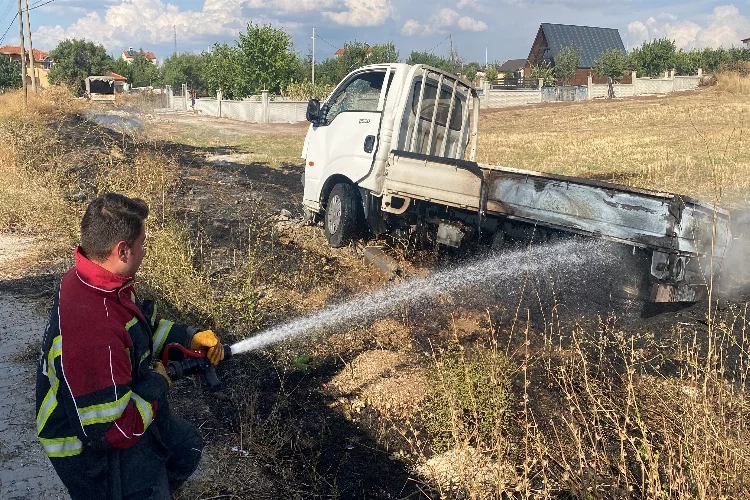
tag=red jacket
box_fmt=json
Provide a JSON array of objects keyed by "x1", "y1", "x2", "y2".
[{"x1": 35, "y1": 248, "x2": 192, "y2": 458}]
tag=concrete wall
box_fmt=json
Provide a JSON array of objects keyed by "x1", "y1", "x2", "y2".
[
  {"x1": 485, "y1": 89, "x2": 542, "y2": 108},
  {"x1": 634, "y1": 78, "x2": 675, "y2": 95},
  {"x1": 674, "y1": 76, "x2": 701, "y2": 91},
  {"x1": 165, "y1": 88, "x2": 307, "y2": 123},
  {"x1": 589, "y1": 84, "x2": 635, "y2": 99}
]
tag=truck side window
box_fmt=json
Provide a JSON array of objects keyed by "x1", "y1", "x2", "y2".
[{"x1": 324, "y1": 71, "x2": 386, "y2": 124}]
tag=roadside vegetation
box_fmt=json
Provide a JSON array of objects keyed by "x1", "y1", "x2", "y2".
[{"x1": 2, "y1": 70, "x2": 750, "y2": 498}]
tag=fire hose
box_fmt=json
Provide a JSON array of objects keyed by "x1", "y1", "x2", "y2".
[{"x1": 161, "y1": 343, "x2": 233, "y2": 392}]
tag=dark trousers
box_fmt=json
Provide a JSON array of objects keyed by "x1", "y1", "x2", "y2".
[{"x1": 51, "y1": 414, "x2": 204, "y2": 500}]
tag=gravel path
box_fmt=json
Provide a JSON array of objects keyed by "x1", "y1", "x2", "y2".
[
  {"x1": 0, "y1": 292, "x2": 68, "y2": 499},
  {"x1": 0, "y1": 235, "x2": 68, "y2": 499}
]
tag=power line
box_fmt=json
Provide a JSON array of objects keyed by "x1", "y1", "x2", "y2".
[
  {"x1": 28, "y1": 0, "x2": 56, "y2": 11},
  {"x1": 0, "y1": 12, "x2": 17, "y2": 46},
  {"x1": 424, "y1": 34, "x2": 451, "y2": 54},
  {"x1": 314, "y1": 33, "x2": 338, "y2": 51},
  {"x1": 0, "y1": 0, "x2": 15, "y2": 26}
]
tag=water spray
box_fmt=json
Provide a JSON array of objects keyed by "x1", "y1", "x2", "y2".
[{"x1": 229, "y1": 239, "x2": 608, "y2": 355}]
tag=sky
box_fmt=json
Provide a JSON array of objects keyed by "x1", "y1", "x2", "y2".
[{"x1": 6, "y1": 0, "x2": 750, "y2": 65}]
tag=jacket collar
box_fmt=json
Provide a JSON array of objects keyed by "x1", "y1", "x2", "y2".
[{"x1": 74, "y1": 247, "x2": 133, "y2": 292}]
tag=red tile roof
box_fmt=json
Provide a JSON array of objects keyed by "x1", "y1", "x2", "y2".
[
  {"x1": 0, "y1": 45, "x2": 49, "y2": 62},
  {"x1": 122, "y1": 50, "x2": 156, "y2": 60},
  {"x1": 108, "y1": 72, "x2": 127, "y2": 82}
]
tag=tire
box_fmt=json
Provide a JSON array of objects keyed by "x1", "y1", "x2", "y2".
[{"x1": 325, "y1": 183, "x2": 361, "y2": 247}]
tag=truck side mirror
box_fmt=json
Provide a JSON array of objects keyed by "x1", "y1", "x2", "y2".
[{"x1": 306, "y1": 99, "x2": 321, "y2": 124}]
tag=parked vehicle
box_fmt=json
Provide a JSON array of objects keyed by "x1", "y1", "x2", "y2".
[{"x1": 301, "y1": 63, "x2": 732, "y2": 302}]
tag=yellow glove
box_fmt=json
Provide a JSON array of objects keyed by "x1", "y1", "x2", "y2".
[
  {"x1": 191, "y1": 330, "x2": 225, "y2": 366},
  {"x1": 152, "y1": 361, "x2": 172, "y2": 389}
]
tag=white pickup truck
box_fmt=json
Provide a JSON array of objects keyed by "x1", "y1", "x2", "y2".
[{"x1": 301, "y1": 63, "x2": 732, "y2": 302}]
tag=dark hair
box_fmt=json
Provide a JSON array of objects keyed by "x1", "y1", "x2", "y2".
[{"x1": 80, "y1": 193, "x2": 149, "y2": 261}]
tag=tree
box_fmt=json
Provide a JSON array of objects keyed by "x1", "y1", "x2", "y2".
[
  {"x1": 406, "y1": 51, "x2": 453, "y2": 73},
  {"x1": 553, "y1": 45, "x2": 580, "y2": 86},
  {"x1": 630, "y1": 39, "x2": 676, "y2": 78},
  {"x1": 161, "y1": 53, "x2": 207, "y2": 93},
  {"x1": 673, "y1": 49, "x2": 703, "y2": 76},
  {"x1": 236, "y1": 22, "x2": 298, "y2": 94},
  {"x1": 0, "y1": 56, "x2": 21, "y2": 90},
  {"x1": 202, "y1": 43, "x2": 245, "y2": 99},
  {"x1": 463, "y1": 62, "x2": 478, "y2": 84},
  {"x1": 314, "y1": 58, "x2": 344, "y2": 86},
  {"x1": 337, "y1": 41, "x2": 372, "y2": 76},
  {"x1": 109, "y1": 58, "x2": 131, "y2": 81},
  {"x1": 129, "y1": 52, "x2": 158, "y2": 87},
  {"x1": 530, "y1": 61, "x2": 554, "y2": 86},
  {"x1": 48, "y1": 39, "x2": 113, "y2": 92},
  {"x1": 484, "y1": 65, "x2": 498, "y2": 83},
  {"x1": 369, "y1": 41, "x2": 400, "y2": 64},
  {"x1": 592, "y1": 49, "x2": 628, "y2": 97}
]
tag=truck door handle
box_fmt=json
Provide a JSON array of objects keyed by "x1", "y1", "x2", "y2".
[{"x1": 364, "y1": 135, "x2": 375, "y2": 153}]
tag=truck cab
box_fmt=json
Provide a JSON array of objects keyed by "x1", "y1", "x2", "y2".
[{"x1": 302, "y1": 64, "x2": 479, "y2": 245}]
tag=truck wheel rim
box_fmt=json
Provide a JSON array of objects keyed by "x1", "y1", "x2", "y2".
[{"x1": 327, "y1": 194, "x2": 342, "y2": 234}]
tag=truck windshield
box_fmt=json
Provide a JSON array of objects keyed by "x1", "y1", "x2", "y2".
[{"x1": 324, "y1": 71, "x2": 386, "y2": 124}]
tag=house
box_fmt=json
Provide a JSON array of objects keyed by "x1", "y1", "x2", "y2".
[
  {"x1": 108, "y1": 72, "x2": 128, "y2": 93},
  {"x1": 743, "y1": 37, "x2": 750, "y2": 48},
  {"x1": 524, "y1": 23, "x2": 629, "y2": 85},
  {"x1": 0, "y1": 45, "x2": 51, "y2": 88},
  {"x1": 121, "y1": 47, "x2": 157, "y2": 65},
  {"x1": 497, "y1": 59, "x2": 527, "y2": 79}
]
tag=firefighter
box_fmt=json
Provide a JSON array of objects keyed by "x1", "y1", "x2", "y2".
[{"x1": 35, "y1": 192, "x2": 225, "y2": 499}]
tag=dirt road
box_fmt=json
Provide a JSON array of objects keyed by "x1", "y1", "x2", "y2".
[{"x1": 0, "y1": 236, "x2": 68, "y2": 499}]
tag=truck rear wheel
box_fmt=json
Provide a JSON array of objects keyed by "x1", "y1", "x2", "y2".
[{"x1": 325, "y1": 183, "x2": 361, "y2": 247}]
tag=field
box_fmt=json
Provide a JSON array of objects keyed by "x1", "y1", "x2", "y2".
[{"x1": 1, "y1": 74, "x2": 749, "y2": 499}]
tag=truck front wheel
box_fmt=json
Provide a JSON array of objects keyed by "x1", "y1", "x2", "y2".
[{"x1": 325, "y1": 183, "x2": 360, "y2": 247}]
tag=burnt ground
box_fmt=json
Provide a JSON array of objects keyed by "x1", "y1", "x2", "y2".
[{"x1": 3, "y1": 109, "x2": 750, "y2": 499}]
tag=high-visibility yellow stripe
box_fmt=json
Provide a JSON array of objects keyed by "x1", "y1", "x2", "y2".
[
  {"x1": 150, "y1": 303, "x2": 158, "y2": 327},
  {"x1": 36, "y1": 379, "x2": 59, "y2": 434},
  {"x1": 152, "y1": 320, "x2": 173, "y2": 358},
  {"x1": 125, "y1": 317, "x2": 138, "y2": 330},
  {"x1": 37, "y1": 335, "x2": 63, "y2": 434},
  {"x1": 131, "y1": 393, "x2": 154, "y2": 428},
  {"x1": 78, "y1": 391, "x2": 132, "y2": 426},
  {"x1": 40, "y1": 436, "x2": 83, "y2": 457},
  {"x1": 139, "y1": 349, "x2": 150, "y2": 365}
]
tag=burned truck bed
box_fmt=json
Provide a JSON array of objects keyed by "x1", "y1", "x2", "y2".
[{"x1": 382, "y1": 151, "x2": 732, "y2": 302}]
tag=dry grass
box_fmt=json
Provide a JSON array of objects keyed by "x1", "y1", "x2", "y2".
[
  {"x1": 3, "y1": 80, "x2": 750, "y2": 498},
  {"x1": 477, "y1": 74, "x2": 750, "y2": 206}
]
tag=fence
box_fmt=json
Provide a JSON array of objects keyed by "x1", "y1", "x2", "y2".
[
  {"x1": 481, "y1": 70, "x2": 704, "y2": 109},
  {"x1": 164, "y1": 86, "x2": 308, "y2": 124},
  {"x1": 491, "y1": 77, "x2": 540, "y2": 90}
]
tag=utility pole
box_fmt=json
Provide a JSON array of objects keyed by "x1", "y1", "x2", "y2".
[
  {"x1": 173, "y1": 25, "x2": 176, "y2": 55},
  {"x1": 23, "y1": 0, "x2": 35, "y2": 92},
  {"x1": 16, "y1": 0, "x2": 27, "y2": 108},
  {"x1": 311, "y1": 28, "x2": 315, "y2": 85}
]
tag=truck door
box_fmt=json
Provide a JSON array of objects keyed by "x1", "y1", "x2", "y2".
[{"x1": 304, "y1": 69, "x2": 390, "y2": 209}]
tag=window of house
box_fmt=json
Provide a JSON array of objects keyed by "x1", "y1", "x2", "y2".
[{"x1": 43, "y1": 57, "x2": 52, "y2": 70}]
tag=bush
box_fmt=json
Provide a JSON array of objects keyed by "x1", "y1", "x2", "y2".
[{"x1": 283, "y1": 81, "x2": 334, "y2": 101}]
